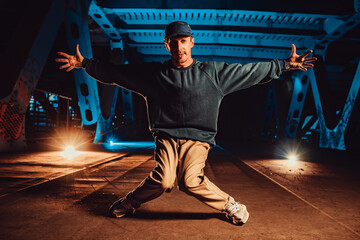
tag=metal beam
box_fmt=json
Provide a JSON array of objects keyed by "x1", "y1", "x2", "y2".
[
  {"x1": 105, "y1": 8, "x2": 334, "y2": 32},
  {"x1": 309, "y1": 60, "x2": 360, "y2": 150},
  {"x1": 89, "y1": 1, "x2": 122, "y2": 40},
  {"x1": 284, "y1": 71, "x2": 310, "y2": 138},
  {"x1": 121, "y1": 30, "x2": 315, "y2": 49},
  {"x1": 315, "y1": 12, "x2": 360, "y2": 55},
  {"x1": 64, "y1": 0, "x2": 101, "y2": 126},
  {"x1": 94, "y1": 41, "x2": 135, "y2": 143},
  {"x1": 94, "y1": 85, "x2": 120, "y2": 143},
  {"x1": 89, "y1": 2, "x2": 360, "y2": 61},
  {"x1": 128, "y1": 43, "x2": 291, "y2": 59}
]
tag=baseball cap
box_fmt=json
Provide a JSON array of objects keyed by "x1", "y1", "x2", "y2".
[{"x1": 165, "y1": 21, "x2": 193, "y2": 39}]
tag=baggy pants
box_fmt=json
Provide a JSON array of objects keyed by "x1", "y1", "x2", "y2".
[{"x1": 125, "y1": 135, "x2": 232, "y2": 211}]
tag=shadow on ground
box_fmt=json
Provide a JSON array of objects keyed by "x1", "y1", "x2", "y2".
[{"x1": 75, "y1": 190, "x2": 231, "y2": 224}]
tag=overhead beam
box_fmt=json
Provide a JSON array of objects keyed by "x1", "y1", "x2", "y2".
[
  {"x1": 127, "y1": 43, "x2": 291, "y2": 59},
  {"x1": 89, "y1": 2, "x2": 359, "y2": 60},
  {"x1": 104, "y1": 8, "x2": 335, "y2": 32},
  {"x1": 315, "y1": 12, "x2": 360, "y2": 55},
  {"x1": 121, "y1": 30, "x2": 315, "y2": 49}
]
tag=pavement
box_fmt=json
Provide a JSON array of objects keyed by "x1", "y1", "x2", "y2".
[{"x1": 0, "y1": 141, "x2": 359, "y2": 240}]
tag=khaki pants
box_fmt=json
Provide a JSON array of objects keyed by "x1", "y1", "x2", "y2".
[{"x1": 126, "y1": 135, "x2": 231, "y2": 211}]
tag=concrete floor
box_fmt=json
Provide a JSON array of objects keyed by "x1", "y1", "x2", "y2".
[{"x1": 0, "y1": 142, "x2": 359, "y2": 240}]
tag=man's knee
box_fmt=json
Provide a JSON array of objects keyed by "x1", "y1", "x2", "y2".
[
  {"x1": 161, "y1": 176, "x2": 175, "y2": 192},
  {"x1": 181, "y1": 174, "x2": 204, "y2": 190},
  {"x1": 150, "y1": 168, "x2": 175, "y2": 192}
]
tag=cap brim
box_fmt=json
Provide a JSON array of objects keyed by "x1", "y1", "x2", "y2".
[{"x1": 166, "y1": 33, "x2": 193, "y2": 38}]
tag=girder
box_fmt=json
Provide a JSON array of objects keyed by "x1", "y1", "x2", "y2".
[
  {"x1": 129, "y1": 43, "x2": 291, "y2": 59},
  {"x1": 284, "y1": 71, "x2": 310, "y2": 139},
  {"x1": 89, "y1": 1, "x2": 360, "y2": 61},
  {"x1": 310, "y1": 61, "x2": 360, "y2": 150},
  {"x1": 123, "y1": 30, "x2": 315, "y2": 49},
  {"x1": 103, "y1": 8, "x2": 334, "y2": 32},
  {"x1": 64, "y1": 0, "x2": 101, "y2": 126}
]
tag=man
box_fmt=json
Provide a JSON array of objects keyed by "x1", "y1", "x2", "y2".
[{"x1": 56, "y1": 21, "x2": 316, "y2": 225}]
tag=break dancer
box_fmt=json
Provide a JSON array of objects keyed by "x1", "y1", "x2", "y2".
[{"x1": 56, "y1": 21, "x2": 316, "y2": 225}]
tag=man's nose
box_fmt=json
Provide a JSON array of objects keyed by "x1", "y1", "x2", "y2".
[{"x1": 175, "y1": 41, "x2": 182, "y2": 49}]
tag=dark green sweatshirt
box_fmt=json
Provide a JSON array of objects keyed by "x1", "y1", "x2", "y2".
[{"x1": 82, "y1": 58, "x2": 285, "y2": 146}]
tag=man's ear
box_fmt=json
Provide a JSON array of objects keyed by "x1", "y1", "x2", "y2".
[
  {"x1": 164, "y1": 41, "x2": 170, "y2": 52},
  {"x1": 191, "y1": 37, "x2": 195, "y2": 48}
]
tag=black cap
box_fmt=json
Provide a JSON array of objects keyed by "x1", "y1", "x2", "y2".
[{"x1": 165, "y1": 21, "x2": 193, "y2": 39}]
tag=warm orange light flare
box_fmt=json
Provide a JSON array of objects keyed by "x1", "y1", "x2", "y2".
[
  {"x1": 288, "y1": 154, "x2": 298, "y2": 165},
  {"x1": 61, "y1": 145, "x2": 82, "y2": 159}
]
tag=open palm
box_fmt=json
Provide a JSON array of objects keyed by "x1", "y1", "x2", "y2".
[
  {"x1": 55, "y1": 44, "x2": 84, "y2": 72},
  {"x1": 288, "y1": 44, "x2": 317, "y2": 71}
]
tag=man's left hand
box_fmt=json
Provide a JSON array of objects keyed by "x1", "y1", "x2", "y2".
[{"x1": 287, "y1": 44, "x2": 317, "y2": 71}]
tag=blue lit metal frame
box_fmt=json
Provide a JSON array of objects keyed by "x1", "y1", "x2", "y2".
[
  {"x1": 94, "y1": 40, "x2": 135, "y2": 143},
  {"x1": 89, "y1": 4, "x2": 360, "y2": 59},
  {"x1": 88, "y1": 3, "x2": 121, "y2": 40},
  {"x1": 0, "y1": 0, "x2": 65, "y2": 151},
  {"x1": 87, "y1": 2, "x2": 360, "y2": 149},
  {"x1": 123, "y1": 30, "x2": 314, "y2": 48},
  {"x1": 64, "y1": 0, "x2": 100, "y2": 125},
  {"x1": 101, "y1": 8, "x2": 341, "y2": 32},
  {"x1": 309, "y1": 61, "x2": 360, "y2": 150},
  {"x1": 284, "y1": 71, "x2": 310, "y2": 139},
  {"x1": 128, "y1": 43, "x2": 291, "y2": 59},
  {"x1": 94, "y1": 86, "x2": 120, "y2": 143},
  {"x1": 315, "y1": 6, "x2": 360, "y2": 55}
]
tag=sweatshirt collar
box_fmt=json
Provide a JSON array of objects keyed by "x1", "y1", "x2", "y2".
[{"x1": 166, "y1": 59, "x2": 196, "y2": 70}]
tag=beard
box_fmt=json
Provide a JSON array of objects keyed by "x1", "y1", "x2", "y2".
[{"x1": 172, "y1": 51, "x2": 187, "y2": 63}]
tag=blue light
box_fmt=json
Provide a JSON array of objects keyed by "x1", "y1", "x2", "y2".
[{"x1": 104, "y1": 141, "x2": 155, "y2": 151}]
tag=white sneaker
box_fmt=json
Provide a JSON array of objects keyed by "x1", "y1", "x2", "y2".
[{"x1": 224, "y1": 201, "x2": 249, "y2": 225}]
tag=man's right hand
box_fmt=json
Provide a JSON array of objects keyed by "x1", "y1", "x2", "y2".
[{"x1": 55, "y1": 44, "x2": 84, "y2": 72}]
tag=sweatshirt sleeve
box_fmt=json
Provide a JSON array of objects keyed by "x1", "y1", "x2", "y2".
[
  {"x1": 214, "y1": 59, "x2": 283, "y2": 95},
  {"x1": 82, "y1": 58, "x2": 158, "y2": 96}
]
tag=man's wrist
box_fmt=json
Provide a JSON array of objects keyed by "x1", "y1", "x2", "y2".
[
  {"x1": 81, "y1": 58, "x2": 87, "y2": 68},
  {"x1": 279, "y1": 59, "x2": 290, "y2": 72},
  {"x1": 285, "y1": 60, "x2": 291, "y2": 70}
]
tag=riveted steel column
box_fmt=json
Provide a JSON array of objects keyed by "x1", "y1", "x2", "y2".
[
  {"x1": 64, "y1": 0, "x2": 100, "y2": 126},
  {"x1": 93, "y1": 39, "x2": 134, "y2": 142},
  {"x1": 284, "y1": 71, "x2": 310, "y2": 139},
  {"x1": 94, "y1": 85, "x2": 120, "y2": 143}
]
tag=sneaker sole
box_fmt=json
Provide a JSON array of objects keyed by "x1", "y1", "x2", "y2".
[
  {"x1": 229, "y1": 210, "x2": 249, "y2": 225},
  {"x1": 111, "y1": 210, "x2": 126, "y2": 218},
  {"x1": 110, "y1": 208, "x2": 135, "y2": 218}
]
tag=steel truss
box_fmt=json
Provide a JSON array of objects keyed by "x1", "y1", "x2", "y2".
[{"x1": 88, "y1": 1, "x2": 360, "y2": 149}]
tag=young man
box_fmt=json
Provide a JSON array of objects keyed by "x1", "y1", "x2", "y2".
[{"x1": 56, "y1": 21, "x2": 316, "y2": 225}]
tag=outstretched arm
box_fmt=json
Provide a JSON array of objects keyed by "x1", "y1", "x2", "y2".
[
  {"x1": 55, "y1": 43, "x2": 160, "y2": 96},
  {"x1": 55, "y1": 44, "x2": 84, "y2": 72},
  {"x1": 286, "y1": 44, "x2": 317, "y2": 71}
]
